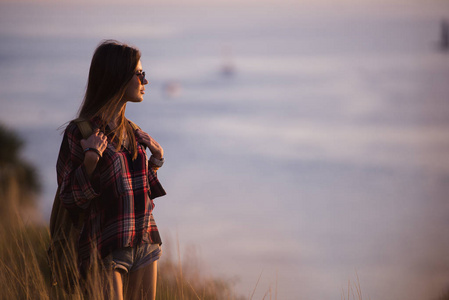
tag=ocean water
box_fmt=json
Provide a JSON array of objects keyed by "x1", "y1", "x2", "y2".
[{"x1": 1, "y1": 1, "x2": 449, "y2": 299}]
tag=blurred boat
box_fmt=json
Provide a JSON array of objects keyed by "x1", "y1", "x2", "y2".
[
  {"x1": 163, "y1": 81, "x2": 182, "y2": 98},
  {"x1": 440, "y1": 20, "x2": 449, "y2": 51},
  {"x1": 221, "y1": 62, "x2": 236, "y2": 77},
  {"x1": 220, "y1": 46, "x2": 236, "y2": 77}
]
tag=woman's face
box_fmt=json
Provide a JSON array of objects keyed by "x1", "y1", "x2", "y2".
[{"x1": 123, "y1": 60, "x2": 148, "y2": 103}]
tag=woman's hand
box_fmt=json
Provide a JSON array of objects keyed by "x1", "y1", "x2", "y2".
[
  {"x1": 135, "y1": 129, "x2": 164, "y2": 159},
  {"x1": 81, "y1": 129, "x2": 108, "y2": 155},
  {"x1": 80, "y1": 129, "x2": 108, "y2": 178}
]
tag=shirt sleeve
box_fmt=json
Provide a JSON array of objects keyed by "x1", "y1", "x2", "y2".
[
  {"x1": 57, "y1": 122, "x2": 100, "y2": 210},
  {"x1": 148, "y1": 166, "x2": 166, "y2": 199}
]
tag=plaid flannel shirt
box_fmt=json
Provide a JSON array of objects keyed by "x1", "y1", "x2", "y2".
[{"x1": 57, "y1": 119, "x2": 166, "y2": 271}]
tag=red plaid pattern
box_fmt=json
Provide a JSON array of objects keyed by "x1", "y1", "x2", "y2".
[{"x1": 57, "y1": 119, "x2": 166, "y2": 272}]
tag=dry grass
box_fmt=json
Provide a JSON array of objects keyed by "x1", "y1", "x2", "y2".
[
  {"x1": 0, "y1": 214, "x2": 51, "y2": 299},
  {"x1": 0, "y1": 212, "x2": 244, "y2": 300},
  {"x1": 341, "y1": 271, "x2": 368, "y2": 300},
  {"x1": 0, "y1": 210, "x2": 375, "y2": 300},
  {"x1": 0, "y1": 193, "x2": 377, "y2": 300}
]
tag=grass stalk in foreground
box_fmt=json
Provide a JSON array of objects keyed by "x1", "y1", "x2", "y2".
[
  {"x1": 0, "y1": 211, "x2": 244, "y2": 300},
  {"x1": 341, "y1": 271, "x2": 369, "y2": 300}
]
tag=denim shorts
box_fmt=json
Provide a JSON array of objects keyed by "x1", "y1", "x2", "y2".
[{"x1": 103, "y1": 243, "x2": 162, "y2": 274}]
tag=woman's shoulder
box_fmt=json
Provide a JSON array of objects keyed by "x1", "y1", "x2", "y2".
[
  {"x1": 64, "y1": 121, "x2": 80, "y2": 135},
  {"x1": 64, "y1": 119, "x2": 92, "y2": 140},
  {"x1": 57, "y1": 121, "x2": 83, "y2": 154}
]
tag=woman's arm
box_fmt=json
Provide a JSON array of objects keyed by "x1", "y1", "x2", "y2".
[
  {"x1": 80, "y1": 128, "x2": 108, "y2": 179},
  {"x1": 57, "y1": 124, "x2": 106, "y2": 210},
  {"x1": 134, "y1": 128, "x2": 167, "y2": 198}
]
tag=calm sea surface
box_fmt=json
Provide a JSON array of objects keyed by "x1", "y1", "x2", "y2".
[{"x1": 1, "y1": 1, "x2": 449, "y2": 299}]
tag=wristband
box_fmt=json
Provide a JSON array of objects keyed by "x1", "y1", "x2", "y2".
[
  {"x1": 84, "y1": 147, "x2": 102, "y2": 158},
  {"x1": 149, "y1": 155, "x2": 164, "y2": 167}
]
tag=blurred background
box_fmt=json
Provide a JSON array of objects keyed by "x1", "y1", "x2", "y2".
[{"x1": 1, "y1": 0, "x2": 449, "y2": 299}]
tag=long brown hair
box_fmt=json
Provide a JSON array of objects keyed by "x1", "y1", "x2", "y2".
[{"x1": 77, "y1": 40, "x2": 140, "y2": 159}]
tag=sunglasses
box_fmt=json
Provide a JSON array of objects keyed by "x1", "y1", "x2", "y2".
[{"x1": 135, "y1": 71, "x2": 146, "y2": 83}]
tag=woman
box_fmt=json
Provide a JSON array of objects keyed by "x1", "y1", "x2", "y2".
[{"x1": 57, "y1": 40, "x2": 166, "y2": 300}]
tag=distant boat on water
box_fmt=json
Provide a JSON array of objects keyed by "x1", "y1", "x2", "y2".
[
  {"x1": 221, "y1": 62, "x2": 236, "y2": 77},
  {"x1": 439, "y1": 20, "x2": 449, "y2": 51},
  {"x1": 220, "y1": 46, "x2": 236, "y2": 77},
  {"x1": 162, "y1": 81, "x2": 182, "y2": 99}
]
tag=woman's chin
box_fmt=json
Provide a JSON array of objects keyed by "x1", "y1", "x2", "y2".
[{"x1": 128, "y1": 97, "x2": 144, "y2": 103}]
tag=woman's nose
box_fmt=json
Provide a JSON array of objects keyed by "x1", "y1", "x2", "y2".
[{"x1": 143, "y1": 78, "x2": 149, "y2": 85}]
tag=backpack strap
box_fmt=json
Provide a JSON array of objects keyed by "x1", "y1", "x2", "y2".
[
  {"x1": 74, "y1": 119, "x2": 93, "y2": 139},
  {"x1": 127, "y1": 120, "x2": 160, "y2": 170},
  {"x1": 127, "y1": 119, "x2": 141, "y2": 131}
]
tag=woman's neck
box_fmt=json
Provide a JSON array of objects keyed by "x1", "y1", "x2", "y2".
[
  {"x1": 108, "y1": 103, "x2": 126, "y2": 129},
  {"x1": 108, "y1": 118, "x2": 120, "y2": 130}
]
